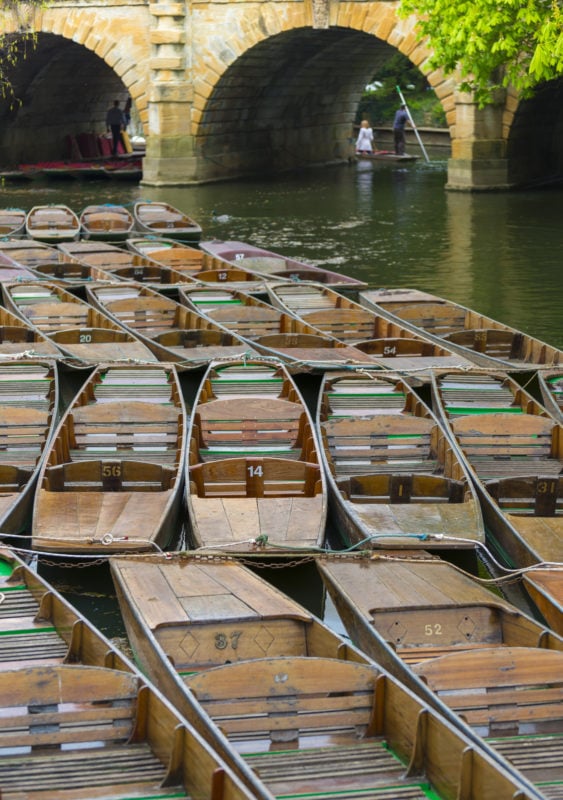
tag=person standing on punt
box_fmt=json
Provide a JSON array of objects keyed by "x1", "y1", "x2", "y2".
[
  {"x1": 355, "y1": 120, "x2": 374, "y2": 154},
  {"x1": 392, "y1": 104, "x2": 410, "y2": 155},
  {"x1": 106, "y1": 100, "x2": 126, "y2": 156}
]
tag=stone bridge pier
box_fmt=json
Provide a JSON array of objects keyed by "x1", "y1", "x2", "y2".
[{"x1": 0, "y1": 0, "x2": 561, "y2": 190}]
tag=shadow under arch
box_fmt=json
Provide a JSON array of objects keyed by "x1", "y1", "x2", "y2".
[
  {"x1": 194, "y1": 26, "x2": 443, "y2": 181},
  {"x1": 0, "y1": 33, "x2": 140, "y2": 165}
]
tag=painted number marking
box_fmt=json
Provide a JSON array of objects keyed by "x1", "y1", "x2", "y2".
[
  {"x1": 215, "y1": 631, "x2": 242, "y2": 650},
  {"x1": 424, "y1": 623, "x2": 442, "y2": 636}
]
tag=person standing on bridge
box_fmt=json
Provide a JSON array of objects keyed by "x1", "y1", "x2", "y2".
[
  {"x1": 106, "y1": 100, "x2": 126, "y2": 156},
  {"x1": 355, "y1": 120, "x2": 374, "y2": 154},
  {"x1": 392, "y1": 104, "x2": 409, "y2": 155}
]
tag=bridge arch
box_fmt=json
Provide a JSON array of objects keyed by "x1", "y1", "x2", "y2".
[{"x1": 0, "y1": 0, "x2": 560, "y2": 189}]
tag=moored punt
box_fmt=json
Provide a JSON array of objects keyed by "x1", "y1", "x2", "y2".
[
  {"x1": 537, "y1": 370, "x2": 563, "y2": 422},
  {"x1": 431, "y1": 370, "x2": 563, "y2": 632},
  {"x1": 79, "y1": 203, "x2": 135, "y2": 240},
  {"x1": 133, "y1": 200, "x2": 202, "y2": 242},
  {"x1": 2, "y1": 280, "x2": 157, "y2": 363},
  {"x1": 186, "y1": 359, "x2": 327, "y2": 552},
  {"x1": 317, "y1": 552, "x2": 563, "y2": 798},
  {"x1": 0, "y1": 305, "x2": 62, "y2": 359},
  {"x1": 127, "y1": 236, "x2": 271, "y2": 294},
  {"x1": 317, "y1": 370, "x2": 485, "y2": 551},
  {"x1": 58, "y1": 239, "x2": 198, "y2": 294},
  {"x1": 26, "y1": 204, "x2": 80, "y2": 243},
  {"x1": 0, "y1": 360, "x2": 59, "y2": 536},
  {"x1": 32, "y1": 363, "x2": 187, "y2": 554},
  {"x1": 179, "y1": 284, "x2": 379, "y2": 370},
  {"x1": 0, "y1": 207, "x2": 26, "y2": 236},
  {"x1": 110, "y1": 555, "x2": 539, "y2": 800},
  {"x1": 199, "y1": 239, "x2": 369, "y2": 294},
  {"x1": 431, "y1": 370, "x2": 563, "y2": 569},
  {"x1": 0, "y1": 546, "x2": 257, "y2": 800},
  {"x1": 86, "y1": 281, "x2": 257, "y2": 366},
  {"x1": 0, "y1": 237, "x2": 116, "y2": 284},
  {"x1": 360, "y1": 287, "x2": 562, "y2": 368},
  {"x1": 267, "y1": 281, "x2": 474, "y2": 372}
]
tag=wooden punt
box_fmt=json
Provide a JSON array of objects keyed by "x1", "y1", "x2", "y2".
[
  {"x1": 431, "y1": 370, "x2": 563, "y2": 569},
  {"x1": 79, "y1": 203, "x2": 135, "y2": 240},
  {"x1": 0, "y1": 237, "x2": 116, "y2": 284},
  {"x1": 0, "y1": 545, "x2": 256, "y2": 800},
  {"x1": 537, "y1": 370, "x2": 563, "y2": 422},
  {"x1": 133, "y1": 200, "x2": 202, "y2": 242},
  {"x1": 186, "y1": 359, "x2": 327, "y2": 552},
  {"x1": 25, "y1": 204, "x2": 80, "y2": 243},
  {"x1": 267, "y1": 281, "x2": 474, "y2": 372},
  {"x1": 178, "y1": 285, "x2": 378, "y2": 370},
  {"x1": 1, "y1": 280, "x2": 157, "y2": 364},
  {"x1": 0, "y1": 305, "x2": 62, "y2": 359},
  {"x1": 360, "y1": 287, "x2": 562, "y2": 368},
  {"x1": 0, "y1": 207, "x2": 26, "y2": 236},
  {"x1": 127, "y1": 237, "x2": 273, "y2": 294},
  {"x1": 0, "y1": 360, "x2": 59, "y2": 535},
  {"x1": 110, "y1": 555, "x2": 539, "y2": 800},
  {"x1": 431, "y1": 370, "x2": 563, "y2": 632},
  {"x1": 317, "y1": 552, "x2": 563, "y2": 799},
  {"x1": 199, "y1": 239, "x2": 368, "y2": 294},
  {"x1": 58, "y1": 240, "x2": 198, "y2": 294},
  {"x1": 86, "y1": 281, "x2": 258, "y2": 366},
  {"x1": 317, "y1": 370, "x2": 485, "y2": 551},
  {"x1": 32, "y1": 363, "x2": 187, "y2": 554}
]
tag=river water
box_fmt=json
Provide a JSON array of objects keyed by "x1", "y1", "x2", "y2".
[{"x1": 3, "y1": 156, "x2": 562, "y2": 636}]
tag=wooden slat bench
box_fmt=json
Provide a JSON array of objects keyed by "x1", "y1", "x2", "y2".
[
  {"x1": 451, "y1": 413, "x2": 561, "y2": 480},
  {"x1": 0, "y1": 665, "x2": 188, "y2": 800},
  {"x1": 322, "y1": 415, "x2": 437, "y2": 477}
]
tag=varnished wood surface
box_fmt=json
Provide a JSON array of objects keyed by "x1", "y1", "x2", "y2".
[
  {"x1": 186, "y1": 359, "x2": 327, "y2": 551},
  {"x1": 267, "y1": 281, "x2": 475, "y2": 373},
  {"x1": 1, "y1": 281, "x2": 157, "y2": 364},
  {"x1": 0, "y1": 546, "x2": 256, "y2": 800},
  {"x1": 361, "y1": 287, "x2": 563, "y2": 368},
  {"x1": 32, "y1": 363, "x2": 187, "y2": 554},
  {"x1": 0, "y1": 360, "x2": 59, "y2": 534},
  {"x1": 86, "y1": 281, "x2": 257, "y2": 365},
  {"x1": 318, "y1": 553, "x2": 563, "y2": 796},
  {"x1": 111, "y1": 554, "x2": 540, "y2": 800},
  {"x1": 26, "y1": 204, "x2": 80, "y2": 243},
  {"x1": 317, "y1": 371, "x2": 485, "y2": 550},
  {"x1": 523, "y1": 568, "x2": 563, "y2": 635},
  {"x1": 199, "y1": 239, "x2": 368, "y2": 292}
]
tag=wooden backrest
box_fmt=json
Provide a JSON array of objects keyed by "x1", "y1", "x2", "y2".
[
  {"x1": 190, "y1": 456, "x2": 321, "y2": 497},
  {"x1": 393, "y1": 302, "x2": 467, "y2": 335},
  {"x1": 486, "y1": 475, "x2": 562, "y2": 516},
  {"x1": 185, "y1": 657, "x2": 377, "y2": 741},
  {"x1": 451, "y1": 413, "x2": 557, "y2": 458},
  {"x1": 43, "y1": 460, "x2": 176, "y2": 491},
  {"x1": 337, "y1": 473, "x2": 465, "y2": 504},
  {"x1": 0, "y1": 665, "x2": 140, "y2": 751},
  {"x1": 414, "y1": 646, "x2": 563, "y2": 733}
]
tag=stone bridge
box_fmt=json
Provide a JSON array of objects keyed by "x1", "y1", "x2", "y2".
[{"x1": 1, "y1": 0, "x2": 561, "y2": 189}]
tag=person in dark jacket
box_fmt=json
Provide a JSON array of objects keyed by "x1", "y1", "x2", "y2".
[
  {"x1": 392, "y1": 105, "x2": 409, "y2": 155},
  {"x1": 106, "y1": 100, "x2": 126, "y2": 156}
]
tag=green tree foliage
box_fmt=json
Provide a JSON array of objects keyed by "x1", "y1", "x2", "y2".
[
  {"x1": 1, "y1": 1, "x2": 47, "y2": 104},
  {"x1": 398, "y1": 0, "x2": 563, "y2": 105},
  {"x1": 357, "y1": 52, "x2": 446, "y2": 127}
]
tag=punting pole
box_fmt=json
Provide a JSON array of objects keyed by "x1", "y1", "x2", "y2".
[{"x1": 396, "y1": 85, "x2": 430, "y2": 162}]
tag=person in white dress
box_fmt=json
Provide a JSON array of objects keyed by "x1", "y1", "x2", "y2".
[{"x1": 355, "y1": 120, "x2": 374, "y2": 154}]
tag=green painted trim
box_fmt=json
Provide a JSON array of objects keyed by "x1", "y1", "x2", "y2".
[{"x1": 0, "y1": 627, "x2": 56, "y2": 636}]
